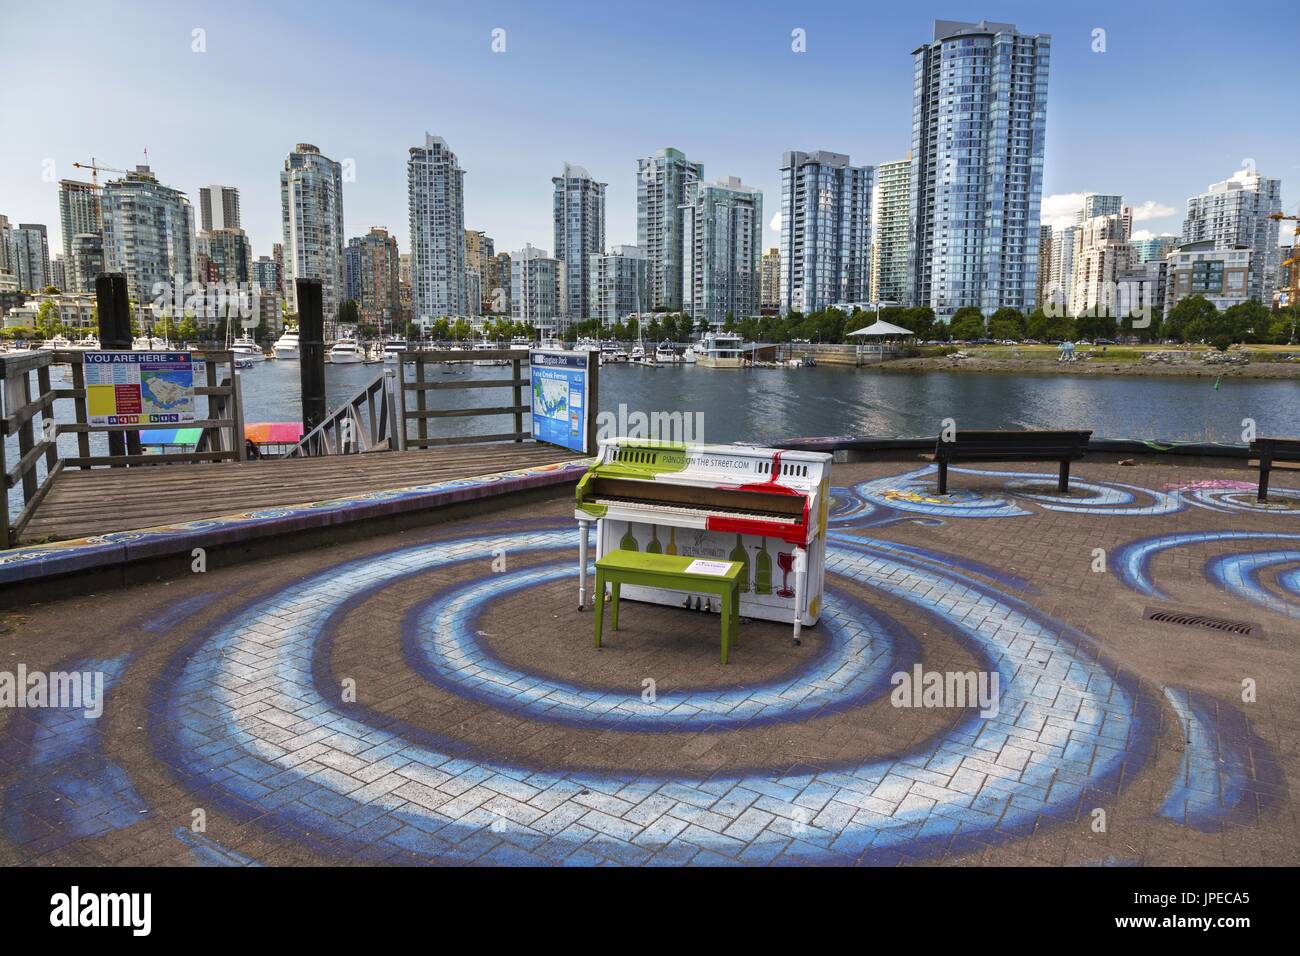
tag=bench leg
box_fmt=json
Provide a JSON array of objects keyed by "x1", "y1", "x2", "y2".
[
  {"x1": 720, "y1": 588, "x2": 733, "y2": 665},
  {"x1": 1258, "y1": 462, "x2": 1271, "y2": 502},
  {"x1": 1059, "y1": 460, "x2": 1070, "y2": 493},
  {"x1": 593, "y1": 570, "x2": 605, "y2": 648},
  {"x1": 937, "y1": 460, "x2": 948, "y2": 495},
  {"x1": 610, "y1": 581, "x2": 620, "y2": 631}
]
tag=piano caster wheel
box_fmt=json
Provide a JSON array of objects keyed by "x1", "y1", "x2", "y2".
[{"x1": 792, "y1": 638, "x2": 801, "y2": 646}]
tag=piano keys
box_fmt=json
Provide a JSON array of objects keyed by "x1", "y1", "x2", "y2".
[{"x1": 575, "y1": 438, "x2": 833, "y2": 638}]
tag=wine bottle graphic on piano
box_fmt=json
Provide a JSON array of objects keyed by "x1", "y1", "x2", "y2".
[
  {"x1": 730, "y1": 534, "x2": 750, "y2": 592},
  {"x1": 753, "y1": 539, "x2": 772, "y2": 594},
  {"x1": 647, "y1": 526, "x2": 662, "y2": 554},
  {"x1": 620, "y1": 523, "x2": 638, "y2": 552},
  {"x1": 666, "y1": 527, "x2": 677, "y2": 555}
]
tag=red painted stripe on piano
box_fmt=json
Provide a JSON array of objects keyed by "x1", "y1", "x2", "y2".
[
  {"x1": 733, "y1": 453, "x2": 802, "y2": 496},
  {"x1": 706, "y1": 514, "x2": 808, "y2": 546}
]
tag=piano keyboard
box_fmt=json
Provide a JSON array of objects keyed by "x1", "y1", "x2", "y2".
[{"x1": 592, "y1": 497, "x2": 801, "y2": 525}]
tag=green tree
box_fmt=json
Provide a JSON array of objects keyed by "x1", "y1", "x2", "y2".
[
  {"x1": 988, "y1": 307, "x2": 1025, "y2": 340},
  {"x1": 948, "y1": 307, "x2": 986, "y2": 340},
  {"x1": 34, "y1": 300, "x2": 60, "y2": 338},
  {"x1": 1163, "y1": 295, "x2": 1216, "y2": 344}
]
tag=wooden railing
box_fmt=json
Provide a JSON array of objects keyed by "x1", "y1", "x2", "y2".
[
  {"x1": 399, "y1": 349, "x2": 531, "y2": 448},
  {"x1": 0, "y1": 350, "x2": 60, "y2": 546},
  {"x1": 0, "y1": 348, "x2": 243, "y2": 547},
  {"x1": 288, "y1": 367, "x2": 400, "y2": 457}
]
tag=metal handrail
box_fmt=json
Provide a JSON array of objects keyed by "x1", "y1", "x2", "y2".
[{"x1": 287, "y1": 367, "x2": 399, "y2": 457}]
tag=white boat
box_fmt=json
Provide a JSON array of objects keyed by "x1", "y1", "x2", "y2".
[
  {"x1": 654, "y1": 342, "x2": 678, "y2": 364},
  {"x1": 272, "y1": 327, "x2": 300, "y2": 359},
  {"x1": 39, "y1": 335, "x2": 72, "y2": 351},
  {"x1": 682, "y1": 346, "x2": 698, "y2": 364},
  {"x1": 69, "y1": 334, "x2": 100, "y2": 351},
  {"x1": 628, "y1": 343, "x2": 645, "y2": 362},
  {"x1": 598, "y1": 341, "x2": 626, "y2": 365},
  {"x1": 382, "y1": 337, "x2": 409, "y2": 364},
  {"x1": 472, "y1": 339, "x2": 507, "y2": 366},
  {"x1": 695, "y1": 331, "x2": 745, "y2": 368},
  {"x1": 329, "y1": 334, "x2": 363, "y2": 364},
  {"x1": 231, "y1": 332, "x2": 265, "y2": 363}
]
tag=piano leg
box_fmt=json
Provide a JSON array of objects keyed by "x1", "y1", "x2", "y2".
[
  {"x1": 792, "y1": 546, "x2": 807, "y2": 646},
  {"x1": 577, "y1": 518, "x2": 591, "y2": 610}
]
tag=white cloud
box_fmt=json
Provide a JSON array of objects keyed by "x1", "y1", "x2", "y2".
[
  {"x1": 1042, "y1": 194, "x2": 1179, "y2": 231},
  {"x1": 1130, "y1": 229, "x2": 1177, "y2": 242},
  {"x1": 1041, "y1": 193, "x2": 1087, "y2": 229},
  {"x1": 1130, "y1": 200, "x2": 1176, "y2": 222},
  {"x1": 768, "y1": 212, "x2": 782, "y2": 233}
]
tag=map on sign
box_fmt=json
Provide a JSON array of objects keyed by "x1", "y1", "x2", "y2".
[
  {"x1": 84, "y1": 352, "x2": 197, "y2": 426},
  {"x1": 142, "y1": 369, "x2": 193, "y2": 411},
  {"x1": 533, "y1": 376, "x2": 569, "y2": 420}
]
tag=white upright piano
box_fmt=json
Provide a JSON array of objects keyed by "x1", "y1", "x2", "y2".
[{"x1": 574, "y1": 439, "x2": 833, "y2": 641}]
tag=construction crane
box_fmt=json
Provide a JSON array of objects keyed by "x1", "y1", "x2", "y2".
[
  {"x1": 70, "y1": 157, "x2": 135, "y2": 190},
  {"x1": 1269, "y1": 212, "x2": 1300, "y2": 340}
]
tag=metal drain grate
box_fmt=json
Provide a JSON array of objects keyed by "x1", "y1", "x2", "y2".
[{"x1": 1143, "y1": 606, "x2": 1262, "y2": 638}]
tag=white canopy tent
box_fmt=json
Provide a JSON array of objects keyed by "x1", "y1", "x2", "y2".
[{"x1": 847, "y1": 319, "x2": 914, "y2": 338}]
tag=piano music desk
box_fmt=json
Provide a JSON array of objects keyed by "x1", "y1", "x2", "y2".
[{"x1": 593, "y1": 551, "x2": 743, "y2": 664}]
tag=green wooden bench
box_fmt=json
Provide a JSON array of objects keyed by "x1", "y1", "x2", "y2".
[{"x1": 593, "y1": 550, "x2": 742, "y2": 664}]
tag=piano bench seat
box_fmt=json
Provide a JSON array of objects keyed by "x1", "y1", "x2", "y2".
[{"x1": 593, "y1": 550, "x2": 743, "y2": 664}]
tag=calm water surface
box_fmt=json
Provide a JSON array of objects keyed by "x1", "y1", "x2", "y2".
[
  {"x1": 236, "y1": 359, "x2": 1299, "y2": 445},
  {"x1": 9, "y1": 358, "x2": 1298, "y2": 520}
]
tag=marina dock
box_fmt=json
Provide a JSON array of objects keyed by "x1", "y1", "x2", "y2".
[{"x1": 19, "y1": 443, "x2": 583, "y2": 543}]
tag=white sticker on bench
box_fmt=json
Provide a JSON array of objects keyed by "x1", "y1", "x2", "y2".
[{"x1": 684, "y1": 559, "x2": 734, "y2": 576}]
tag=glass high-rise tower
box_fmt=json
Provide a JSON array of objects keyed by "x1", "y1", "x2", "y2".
[
  {"x1": 407, "y1": 134, "x2": 466, "y2": 322},
  {"x1": 909, "y1": 20, "x2": 1050, "y2": 317},
  {"x1": 778, "y1": 150, "x2": 873, "y2": 314},
  {"x1": 552, "y1": 164, "x2": 606, "y2": 322},
  {"x1": 281, "y1": 144, "x2": 345, "y2": 319},
  {"x1": 636, "y1": 147, "x2": 702, "y2": 311}
]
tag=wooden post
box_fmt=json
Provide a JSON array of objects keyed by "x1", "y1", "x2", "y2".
[
  {"x1": 70, "y1": 359, "x2": 90, "y2": 467},
  {"x1": 37, "y1": 364, "x2": 57, "y2": 474},
  {"x1": 512, "y1": 356, "x2": 523, "y2": 442},
  {"x1": 230, "y1": 354, "x2": 246, "y2": 461},
  {"x1": 387, "y1": 367, "x2": 405, "y2": 451},
  {"x1": 415, "y1": 355, "x2": 428, "y2": 445},
  {"x1": 16, "y1": 370, "x2": 36, "y2": 502}
]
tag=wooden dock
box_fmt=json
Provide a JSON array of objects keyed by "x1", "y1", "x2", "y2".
[{"x1": 20, "y1": 444, "x2": 583, "y2": 544}]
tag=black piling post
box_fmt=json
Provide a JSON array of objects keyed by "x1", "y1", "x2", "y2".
[
  {"x1": 96, "y1": 273, "x2": 139, "y2": 460},
  {"x1": 297, "y1": 279, "x2": 326, "y2": 448}
]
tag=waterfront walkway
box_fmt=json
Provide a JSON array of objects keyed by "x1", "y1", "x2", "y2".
[
  {"x1": 19, "y1": 444, "x2": 583, "y2": 543},
  {"x1": 2, "y1": 459, "x2": 1297, "y2": 867}
]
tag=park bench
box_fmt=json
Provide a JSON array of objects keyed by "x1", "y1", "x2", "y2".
[
  {"x1": 593, "y1": 550, "x2": 742, "y2": 664},
  {"x1": 930, "y1": 429, "x2": 1093, "y2": 495},
  {"x1": 1249, "y1": 437, "x2": 1300, "y2": 502}
]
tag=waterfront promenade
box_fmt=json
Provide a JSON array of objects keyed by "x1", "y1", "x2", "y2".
[{"x1": 1, "y1": 457, "x2": 1296, "y2": 867}]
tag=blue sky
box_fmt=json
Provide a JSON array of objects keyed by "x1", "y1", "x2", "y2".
[{"x1": 3, "y1": 0, "x2": 1297, "y2": 260}]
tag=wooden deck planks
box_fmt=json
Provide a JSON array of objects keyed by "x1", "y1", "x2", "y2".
[{"x1": 20, "y1": 444, "x2": 584, "y2": 542}]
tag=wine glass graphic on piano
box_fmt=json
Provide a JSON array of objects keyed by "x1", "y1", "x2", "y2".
[{"x1": 776, "y1": 550, "x2": 797, "y2": 598}]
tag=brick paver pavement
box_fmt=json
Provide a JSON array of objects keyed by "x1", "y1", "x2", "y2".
[{"x1": 1, "y1": 460, "x2": 1296, "y2": 867}]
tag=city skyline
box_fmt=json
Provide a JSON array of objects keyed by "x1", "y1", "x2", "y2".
[{"x1": 2, "y1": 0, "x2": 1296, "y2": 266}]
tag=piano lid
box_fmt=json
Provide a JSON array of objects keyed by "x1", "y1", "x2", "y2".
[{"x1": 592, "y1": 437, "x2": 831, "y2": 491}]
